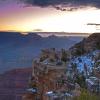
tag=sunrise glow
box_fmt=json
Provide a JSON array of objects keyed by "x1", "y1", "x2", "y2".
[{"x1": 0, "y1": 1, "x2": 100, "y2": 34}]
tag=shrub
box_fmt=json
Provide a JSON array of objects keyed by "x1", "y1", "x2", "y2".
[
  {"x1": 75, "y1": 75, "x2": 86, "y2": 88},
  {"x1": 96, "y1": 42, "x2": 100, "y2": 50},
  {"x1": 73, "y1": 89, "x2": 100, "y2": 100}
]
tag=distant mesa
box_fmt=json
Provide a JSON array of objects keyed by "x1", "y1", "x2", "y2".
[
  {"x1": 21, "y1": 32, "x2": 29, "y2": 35},
  {"x1": 0, "y1": 31, "x2": 85, "y2": 73}
]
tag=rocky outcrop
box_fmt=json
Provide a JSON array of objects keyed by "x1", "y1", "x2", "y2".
[
  {"x1": 84, "y1": 33, "x2": 100, "y2": 52},
  {"x1": 70, "y1": 33, "x2": 100, "y2": 56}
]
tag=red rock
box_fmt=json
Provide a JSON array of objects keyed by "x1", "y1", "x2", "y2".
[{"x1": 0, "y1": 67, "x2": 32, "y2": 100}]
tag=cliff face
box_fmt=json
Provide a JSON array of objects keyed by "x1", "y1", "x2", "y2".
[
  {"x1": 84, "y1": 33, "x2": 100, "y2": 52},
  {"x1": 0, "y1": 68, "x2": 32, "y2": 100},
  {"x1": 22, "y1": 69, "x2": 68, "y2": 100},
  {"x1": 70, "y1": 33, "x2": 100, "y2": 56}
]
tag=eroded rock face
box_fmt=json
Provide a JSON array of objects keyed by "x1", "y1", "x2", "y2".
[
  {"x1": 70, "y1": 33, "x2": 100, "y2": 56},
  {"x1": 0, "y1": 68, "x2": 32, "y2": 100},
  {"x1": 84, "y1": 33, "x2": 100, "y2": 52},
  {"x1": 22, "y1": 68, "x2": 68, "y2": 100}
]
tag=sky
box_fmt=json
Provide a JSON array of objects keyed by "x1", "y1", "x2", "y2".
[{"x1": 0, "y1": 0, "x2": 100, "y2": 33}]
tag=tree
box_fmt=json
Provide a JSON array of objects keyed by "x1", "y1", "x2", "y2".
[
  {"x1": 61, "y1": 49, "x2": 68, "y2": 63},
  {"x1": 75, "y1": 74, "x2": 86, "y2": 88}
]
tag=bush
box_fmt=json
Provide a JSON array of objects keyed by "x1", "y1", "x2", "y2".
[
  {"x1": 73, "y1": 89, "x2": 100, "y2": 100},
  {"x1": 49, "y1": 58, "x2": 55, "y2": 62},
  {"x1": 39, "y1": 56, "x2": 46, "y2": 62},
  {"x1": 96, "y1": 42, "x2": 100, "y2": 50},
  {"x1": 75, "y1": 48, "x2": 85, "y2": 56},
  {"x1": 75, "y1": 75, "x2": 86, "y2": 88},
  {"x1": 61, "y1": 49, "x2": 69, "y2": 63}
]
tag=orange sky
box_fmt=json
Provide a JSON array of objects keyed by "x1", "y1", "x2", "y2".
[{"x1": 0, "y1": 3, "x2": 100, "y2": 33}]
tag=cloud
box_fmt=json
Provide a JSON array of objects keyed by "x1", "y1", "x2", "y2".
[
  {"x1": 1, "y1": 0, "x2": 100, "y2": 11},
  {"x1": 87, "y1": 23, "x2": 100, "y2": 26},
  {"x1": 53, "y1": 6, "x2": 80, "y2": 11},
  {"x1": 33, "y1": 29, "x2": 43, "y2": 32},
  {"x1": 19, "y1": 0, "x2": 100, "y2": 11}
]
